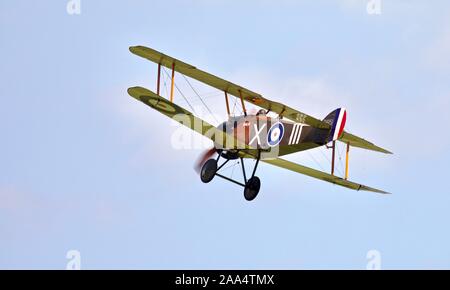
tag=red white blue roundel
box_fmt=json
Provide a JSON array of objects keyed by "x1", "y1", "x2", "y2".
[{"x1": 267, "y1": 122, "x2": 285, "y2": 147}]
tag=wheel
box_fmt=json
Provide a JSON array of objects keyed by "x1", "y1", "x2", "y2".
[
  {"x1": 244, "y1": 176, "x2": 261, "y2": 201},
  {"x1": 200, "y1": 159, "x2": 217, "y2": 183}
]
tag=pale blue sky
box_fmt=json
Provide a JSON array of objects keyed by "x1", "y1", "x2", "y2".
[{"x1": 1, "y1": 1, "x2": 450, "y2": 269}]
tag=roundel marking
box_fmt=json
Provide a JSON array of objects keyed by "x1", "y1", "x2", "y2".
[
  {"x1": 143, "y1": 95, "x2": 177, "y2": 113},
  {"x1": 267, "y1": 122, "x2": 285, "y2": 147}
]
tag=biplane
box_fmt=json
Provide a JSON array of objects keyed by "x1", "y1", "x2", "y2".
[{"x1": 128, "y1": 45, "x2": 392, "y2": 201}]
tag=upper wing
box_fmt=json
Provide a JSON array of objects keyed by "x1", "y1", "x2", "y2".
[
  {"x1": 129, "y1": 45, "x2": 330, "y2": 129},
  {"x1": 130, "y1": 45, "x2": 392, "y2": 155},
  {"x1": 339, "y1": 132, "x2": 392, "y2": 154},
  {"x1": 262, "y1": 158, "x2": 389, "y2": 194}
]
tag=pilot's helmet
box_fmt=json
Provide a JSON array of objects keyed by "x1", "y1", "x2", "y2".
[{"x1": 256, "y1": 109, "x2": 266, "y2": 115}]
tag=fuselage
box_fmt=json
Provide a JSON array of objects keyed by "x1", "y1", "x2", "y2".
[{"x1": 215, "y1": 113, "x2": 330, "y2": 158}]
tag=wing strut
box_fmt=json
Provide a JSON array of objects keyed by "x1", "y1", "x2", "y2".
[
  {"x1": 224, "y1": 91, "x2": 231, "y2": 117},
  {"x1": 331, "y1": 141, "x2": 336, "y2": 176},
  {"x1": 345, "y1": 142, "x2": 350, "y2": 180},
  {"x1": 170, "y1": 63, "x2": 175, "y2": 102},
  {"x1": 330, "y1": 141, "x2": 350, "y2": 180},
  {"x1": 156, "y1": 63, "x2": 161, "y2": 95},
  {"x1": 238, "y1": 90, "x2": 247, "y2": 116}
]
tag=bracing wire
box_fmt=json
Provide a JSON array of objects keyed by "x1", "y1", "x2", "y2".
[
  {"x1": 232, "y1": 96, "x2": 244, "y2": 116},
  {"x1": 329, "y1": 142, "x2": 343, "y2": 176},
  {"x1": 319, "y1": 146, "x2": 331, "y2": 163},
  {"x1": 336, "y1": 142, "x2": 345, "y2": 176},
  {"x1": 181, "y1": 74, "x2": 219, "y2": 124},
  {"x1": 161, "y1": 67, "x2": 197, "y2": 114},
  {"x1": 307, "y1": 151, "x2": 325, "y2": 172},
  {"x1": 221, "y1": 160, "x2": 239, "y2": 172},
  {"x1": 162, "y1": 70, "x2": 169, "y2": 99},
  {"x1": 230, "y1": 160, "x2": 238, "y2": 179},
  {"x1": 231, "y1": 96, "x2": 238, "y2": 116}
]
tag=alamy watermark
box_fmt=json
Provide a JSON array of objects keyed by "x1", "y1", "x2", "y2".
[
  {"x1": 366, "y1": 0, "x2": 382, "y2": 15},
  {"x1": 366, "y1": 249, "x2": 381, "y2": 270},
  {"x1": 66, "y1": 250, "x2": 81, "y2": 270},
  {"x1": 66, "y1": 0, "x2": 81, "y2": 15},
  {"x1": 169, "y1": 111, "x2": 281, "y2": 159}
]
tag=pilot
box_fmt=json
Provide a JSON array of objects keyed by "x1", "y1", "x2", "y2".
[{"x1": 256, "y1": 109, "x2": 267, "y2": 116}]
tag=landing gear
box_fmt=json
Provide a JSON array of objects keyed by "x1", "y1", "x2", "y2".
[
  {"x1": 200, "y1": 159, "x2": 217, "y2": 183},
  {"x1": 199, "y1": 150, "x2": 262, "y2": 201},
  {"x1": 244, "y1": 176, "x2": 261, "y2": 201},
  {"x1": 241, "y1": 155, "x2": 261, "y2": 201}
]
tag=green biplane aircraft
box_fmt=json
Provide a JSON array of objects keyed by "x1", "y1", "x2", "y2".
[{"x1": 128, "y1": 45, "x2": 392, "y2": 201}]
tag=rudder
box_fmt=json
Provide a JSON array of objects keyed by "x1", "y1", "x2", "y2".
[{"x1": 323, "y1": 108, "x2": 347, "y2": 143}]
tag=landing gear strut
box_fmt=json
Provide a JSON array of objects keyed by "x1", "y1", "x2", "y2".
[{"x1": 199, "y1": 150, "x2": 261, "y2": 201}]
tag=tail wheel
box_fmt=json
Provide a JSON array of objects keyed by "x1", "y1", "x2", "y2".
[
  {"x1": 244, "y1": 176, "x2": 261, "y2": 201},
  {"x1": 200, "y1": 159, "x2": 217, "y2": 183}
]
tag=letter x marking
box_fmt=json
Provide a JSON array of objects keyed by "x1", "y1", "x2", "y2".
[{"x1": 250, "y1": 123, "x2": 267, "y2": 146}]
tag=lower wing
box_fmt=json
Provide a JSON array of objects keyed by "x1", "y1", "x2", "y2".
[
  {"x1": 127, "y1": 86, "x2": 255, "y2": 152},
  {"x1": 128, "y1": 86, "x2": 217, "y2": 136},
  {"x1": 262, "y1": 158, "x2": 389, "y2": 194}
]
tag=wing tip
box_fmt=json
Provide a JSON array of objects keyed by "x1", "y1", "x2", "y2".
[
  {"x1": 129, "y1": 45, "x2": 138, "y2": 54},
  {"x1": 127, "y1": 86, "x2": 140, "y2": 96},
  {"x1": 360, "y1": 186, "x2": 391, "y2": 195},
  {"x1": 361, "y1": 144, "x2": 393, "y2": 155},
  {"x1": 127, "y1": 86, "x2": 135, "y2": 94},
  {"x1": 127, "y1": 86, "x2": 156, "y2": 101},
  {"x1": 381, "y1": 148, "x2": 393, "y2": 154},
  {"x1": 129, "y1": 45, "x2": 143, "y2": 52},
  {"x1": 375, "y1": 189, "x2": 391, "y2": 194},
  {"x1": 129, "y1": 45, "x2": 153, "y2": 57}
]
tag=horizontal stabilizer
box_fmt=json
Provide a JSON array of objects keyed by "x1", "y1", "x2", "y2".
[
  {"x1": 339, "y1": 132, "x2": 392, "y2": 154},
  {"x1": 262, "y1": 158, "x2": 389, "y2": 194}
]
